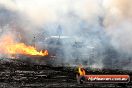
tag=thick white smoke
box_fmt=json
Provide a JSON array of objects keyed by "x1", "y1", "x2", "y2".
[
  {"x1": 0, "y1": 0, "x2": 132, "y2": 70},
  {"x1": 104, "y1": 0, "x2": 132, "y2": 54}
]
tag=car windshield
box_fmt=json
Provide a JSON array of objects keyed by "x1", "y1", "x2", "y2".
[{"x1": 45, "y1": 36, "x2": 75, "y2": 46}]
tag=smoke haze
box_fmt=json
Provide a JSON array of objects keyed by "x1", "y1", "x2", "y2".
[{"x1": 0, "y1": 0, "x2": 132, "y2": 70}]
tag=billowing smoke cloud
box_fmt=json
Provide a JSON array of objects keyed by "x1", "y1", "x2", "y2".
[
  {"x1": 103, "y1": 0, "x2": 132, "y2": 70},
  {"x1": 0, "y1": 0, "x2": 132, "y2": 70},
  {"x1": 104, "y1": 0, "x2": 132, "y2": 53}
]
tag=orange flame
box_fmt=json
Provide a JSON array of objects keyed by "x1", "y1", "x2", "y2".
[
  {"x1": 6, "y1": 43, "x2": 48, "y2": 56},
  {"x1": 0, "y1": 35, "x2": 48, "y2": 56},
  {"x1": 78, "y1": 65, "x2": 86, "y2": 76}
]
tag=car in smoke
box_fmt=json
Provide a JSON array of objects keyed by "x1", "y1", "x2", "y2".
[{"x1": 43, "y1": 36, "x2": 94, "y2": 66}]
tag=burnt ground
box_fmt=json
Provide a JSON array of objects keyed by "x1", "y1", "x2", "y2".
[{"x1": 0, "y1": 59, "x2": 131, "y2": 88}]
